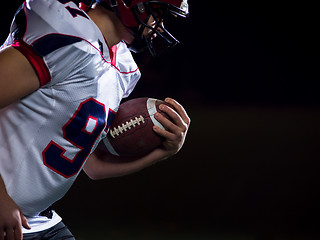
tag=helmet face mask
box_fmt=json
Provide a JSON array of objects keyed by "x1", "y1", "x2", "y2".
[
  {"x1": 97, "y1": 0, "x2": 189, "y2": 56},
  {"x1": 129, "y1": 1, "x2": 182, "y2": 56}
]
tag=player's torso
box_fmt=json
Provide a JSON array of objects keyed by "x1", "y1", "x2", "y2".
[{"x1": 0, "y1": 0, "x2": 140, "y2": 216}]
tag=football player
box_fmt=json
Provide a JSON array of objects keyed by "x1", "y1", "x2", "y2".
[{"x1": 0, "y1": 0, "x2": 190, "y2": 239}]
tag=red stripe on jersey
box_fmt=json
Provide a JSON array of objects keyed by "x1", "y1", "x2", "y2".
[
  {"x1": 79, "y1": 2, "x2": 90, "y2": 12},
  {"x1": 12, "y1": 40, "x2": 51, "y2": 87},
  {"x1": 109, "y1": 45, "x2": 117, "y2": 67}
]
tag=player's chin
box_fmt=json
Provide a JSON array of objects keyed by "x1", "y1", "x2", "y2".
[
  {"x1": 143, "y1": 27, "x2": 158, "y2": 40},
  {"x1": 150, "y1": 32, "x2": 158, "y2": 40}
]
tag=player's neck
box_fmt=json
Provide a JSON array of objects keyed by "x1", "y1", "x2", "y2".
[{"x1": 88, "y1": 4, "x2": 134, "y2": 48}]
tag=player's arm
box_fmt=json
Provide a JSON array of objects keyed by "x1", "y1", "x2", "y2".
[
  {"x1": 0, "y1": 175, "x2": 30, "y2": 240},
  {"x1": 0, "y1": 46, "x2": 39, "y2": 109},
  {"x1": 0, "y1": 46, "x2": 37, "y2": 239},
  {"x1": 84, "y1": 98, "x2": 190, "y2": 180}
]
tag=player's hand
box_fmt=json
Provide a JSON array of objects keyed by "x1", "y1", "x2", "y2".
[
  {"x1": 0, "y1": 193, "x2": 30, "y2": 240},
  {"x1": 85, "y1": 98, "x2": 190, "y2": 180},
  {"x1": 152, "y1": 98, "x2": 191, "y2": 159}
]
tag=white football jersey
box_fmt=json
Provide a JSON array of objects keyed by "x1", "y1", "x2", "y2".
[{"x1": 0, "y1": 0, "x2": 140, "y2": 232}]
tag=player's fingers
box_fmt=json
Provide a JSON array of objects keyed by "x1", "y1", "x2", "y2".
[
  {"x1": 153, "y1": 124, "x2": 176, "y2": 140},
  {"x1": 5, "y1": 228, "x2": 14, "y2": 240},
  {"x1": 20, "y1": 213, "x2": 30, "y2": 230},
  {"x1": 14, "y1": 226, "x2": 22, "y2": 240},
  {"x1": 165, "y1": 98, "x2": 191, "y2": 126},
  {"x1": 159, "y1": 104, "x2": 187, "y2": 133},
  {"x1": 155, "y1": 110, "x2": 181, "y2": 135},
  {"x1": 0, "y1": 229, "x2": 4, "y2": 240}
]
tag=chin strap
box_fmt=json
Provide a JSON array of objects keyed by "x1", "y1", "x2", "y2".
[
  {"x1": 108, "y1": 0, "x2": 121, "y2": 18},
  {"x1": 108, "y1": 0, "x2": 118, "y2": 7},
  {"x1": 95, "y1": 0, "x2": 117, "y2": 12}
]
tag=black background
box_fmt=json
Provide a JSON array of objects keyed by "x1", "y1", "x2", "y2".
[{"x1": 1, "y1": 1, "x2": 320, "y2": 239}]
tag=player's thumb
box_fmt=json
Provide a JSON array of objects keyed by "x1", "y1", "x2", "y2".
[{"x1": 20, "y1": 211, "x2": 31, "y2": 230}]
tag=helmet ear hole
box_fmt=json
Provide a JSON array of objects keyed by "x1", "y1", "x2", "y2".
[{"x1": 137, "y1": 3, "x2": 145, "y2": 13}]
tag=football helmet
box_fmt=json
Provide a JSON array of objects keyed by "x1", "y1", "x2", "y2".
[{"x1": 95, "y1": 0, "x2": 189, "y2": 56}]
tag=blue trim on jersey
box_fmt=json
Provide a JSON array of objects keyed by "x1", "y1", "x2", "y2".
[
  {"x1": 12, "y1": 4, "x2": 27, "y2": 41},
  {"x1": 32, "y1": 34, "x2": 82, "y2": 57}
]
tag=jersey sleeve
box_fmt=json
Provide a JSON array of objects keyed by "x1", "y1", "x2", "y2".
[
  {"x1": 12, "y1": 40, "x2": 51, "y2": 87},
  {"x1": 4, "y1": 3, "x2": 51, "y2": 87},
  {"x1": 116, "y1": 42, "x2": 141, "y2": 98},
  {"x1": 5, "y1": 0, "x2": 94, "y2": 87}
]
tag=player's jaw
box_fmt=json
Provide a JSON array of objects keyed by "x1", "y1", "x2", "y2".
[{"x1": 142, "y1": 15, "x2": 164, "y2": 40}]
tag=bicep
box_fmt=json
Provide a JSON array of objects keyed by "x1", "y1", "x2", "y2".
[{"x1": 0, "y1": 46, "x2": 39, "y2": 109}]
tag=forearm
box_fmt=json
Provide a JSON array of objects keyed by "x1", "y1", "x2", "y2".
[
  {"x1": 0, "y1": 174, "x2": 12, "y2": 212},
  {"x1": 0, "y1": 174, "x2": 31, "y2": 234},
  {"x1": 84, "y1": 148, "x2": 169, "y2": 180},
  {"x1": 0, "y1": 174, "x2": 9, "y2": 199}
]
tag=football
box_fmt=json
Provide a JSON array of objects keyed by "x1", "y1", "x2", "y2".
[{"x1": 103, "y1": 97, "x2": 173, "y2": 157}]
